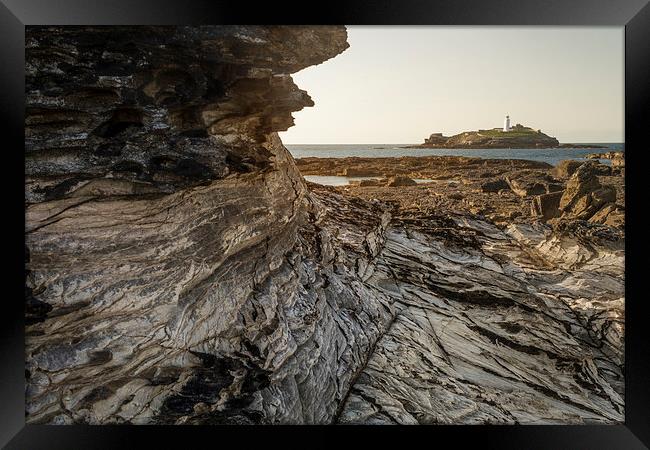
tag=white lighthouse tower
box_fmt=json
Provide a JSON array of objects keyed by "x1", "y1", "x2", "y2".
[{"x1": 503, "y1": 114, "x2": 511, "y2": 132}]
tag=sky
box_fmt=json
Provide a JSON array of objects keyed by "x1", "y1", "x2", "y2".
[{"x1": 279, "y1": 26, "x2": 624, "y2": 144}]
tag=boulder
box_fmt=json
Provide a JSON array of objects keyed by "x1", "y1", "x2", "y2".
[
  {"x1": 559, "y1": 162, "x2": 601, "y2": 212},
  {"x1": 553, "y1": 160, "x2": 583, "y2": 179},
  {"x1": 505, "y1": 173, "x2": 549, "y2": 197},
  {"x1": 386, "y1": 176, "x2": 417, "y2": 187},
  {"x1": 559, "y1": 161, "x2": 617, "y2": 220},
  {"x1": 356, "y1": 179, "x2": 383, "y2": 187},
  {"x1": 593, "y1": 164, "x2": 613, "y2": 176}
]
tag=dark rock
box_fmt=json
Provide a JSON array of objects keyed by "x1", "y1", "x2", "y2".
[
  {"x1": 480, "y1": 178, "x2": 509, "y2": 193},
  {"x1": 505, "y1": 171, "x2": 554, "y2": 197},
  {"x1": 352, "y1": 179, "x2": 383, "y2": 187},
  {"x1": 531, "y1": 191, "x2": 563, "y2": 221}
]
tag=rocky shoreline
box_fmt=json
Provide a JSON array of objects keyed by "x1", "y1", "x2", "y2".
[
  {"x1": 25, "y1": 26, "x2": 624, "y2": 425},
  {"x1": 296, "y1": 155, "x2": 624, "y2": 228}
]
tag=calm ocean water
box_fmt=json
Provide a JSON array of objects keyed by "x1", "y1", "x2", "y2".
[{"x1": 286, "y1": 143, "x2": 624, "y2": 167}]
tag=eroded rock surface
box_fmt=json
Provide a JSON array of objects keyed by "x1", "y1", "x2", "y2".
[
  {"x1": 336, "y1": 210, "x2": 623, "y2": 424},
  {"x1": 25, "y1": 26, "x2": 624, "y2": 425}
]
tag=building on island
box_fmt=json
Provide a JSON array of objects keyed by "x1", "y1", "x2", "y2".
[
  {"x1": 503, "y1": 115, "x2": 511, "y2": 132},
  {"x1": 424, "y1": 132, "x2": 447, "y2": 145}
]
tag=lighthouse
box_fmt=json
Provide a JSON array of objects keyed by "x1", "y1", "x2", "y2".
[{"x1": 503, "y1": 115, "x2": 511, "y2": 132}]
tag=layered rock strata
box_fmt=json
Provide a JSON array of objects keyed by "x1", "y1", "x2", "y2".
[{"x1": 25, "y1": 26, "x2": 624, "y2": 425}]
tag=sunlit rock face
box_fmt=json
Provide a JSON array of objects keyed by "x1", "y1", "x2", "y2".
[{"x1": 25, "y1": 26, "x2": 623, "y2": 425}]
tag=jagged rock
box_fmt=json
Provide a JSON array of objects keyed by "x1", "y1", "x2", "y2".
[
  {"x1": 559, "y1": 161, "x2": 617, "y2": 220},
  {"x1": 25, "y1": 26, "x2": 349, "y2": 205},
  {"x1": 336, "y1": 215, "x2": 623, "y2": 424},
  {"x1": 589, "y1": 203, "x2": 621, "y2": 227},
  {"x1": 505, "y1": 170, "x2": 559, "y2": 197},
  {"x1": 25, "y1": 25, "x2": 366, "y2": 426}
]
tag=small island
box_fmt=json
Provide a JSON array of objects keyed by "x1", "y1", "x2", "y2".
[{"x1": 405, "y1": 115, "x2": 607, "y2": 149}]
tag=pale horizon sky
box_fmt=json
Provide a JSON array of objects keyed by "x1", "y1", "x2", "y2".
[{"x1": 279, "y1": 26, "x2": 624, "y2": 145}]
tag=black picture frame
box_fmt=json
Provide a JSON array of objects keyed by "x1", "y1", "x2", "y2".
[{"x1": 2, "y1": 0, "x2": 648, "y2": 448}]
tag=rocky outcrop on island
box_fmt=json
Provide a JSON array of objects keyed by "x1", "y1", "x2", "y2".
[
  {"x1": 407, "y1": 124, "x2": 560, "y2": 149},
  {"x1": 25, "y1": 26, "x2": 624, "y2": 426}
]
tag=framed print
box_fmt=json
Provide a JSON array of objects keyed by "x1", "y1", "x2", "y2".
[{"x1": 1, "y1": 0, "x2": 649, "y2": 448}]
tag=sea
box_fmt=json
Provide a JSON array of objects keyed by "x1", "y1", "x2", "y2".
[{"x1": 286, "y1": 143, "x2": 624, "y2": 167}]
